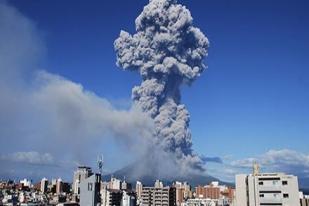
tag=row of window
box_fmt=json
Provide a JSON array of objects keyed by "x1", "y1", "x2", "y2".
[
  {"x1": 258, "y1": 181, "x2": 288, "y2": 185},
  {"x1": 259, "y1": 193, "x2": 289, "y2": 198}
]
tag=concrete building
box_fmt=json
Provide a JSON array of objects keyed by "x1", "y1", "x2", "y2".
[
  {"x1": 110, "y1": 177, "x2": 122, "y2": 190},
  {"x1": 72, "y1": 166, "x2": 93, "y2": 195},
  {"x1": 136, "y1": 181, "x2": 143, "y2": 202},
  {"x1": 121, "y1": 180, "x2": 132, "y2": 191},
  {"x1": 300, "y1": 192, "x2": 309, "y2": 206},
  {"x1": 20, "y1": 179, "x2": 31, "y2": 187},
  {"x1": 300, "y1": 198, "x2": 309, "y2": 206},
  {"x1": 80, "y1": 174, "x2": 101, "y2": 206},
  {"x1": 121, "y1": 190, "x2": 136, "y2": 206},
  {"x1": 56, "y1": 178, "x2": 62, "y2": 194},
  {"x1": 40, "y1": 178, "x2": 48, "y2": 193},
  {"x1": 195, "y1": 185, "x2": 220, "y2": 199},
  {"x1": 101, "y1": 188, "x2": 122, "y2": 206},
  {"x1": 173, "y1": 182, "x2": 191, "y2": 206},
  {"x1": 141, "y1": 180, "x2": 176, "y2": 206},
  {"x1": 235, "y1": 164, "x2": 300, "y2": 206},
  {"x1": 154, "y1": 180, "x2": 164, "y2": 188},
  {"x1": 194, "y1": 181, "x2": 234, "y2": 205}
]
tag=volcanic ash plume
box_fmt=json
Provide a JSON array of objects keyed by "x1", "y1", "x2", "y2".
[{"x1": 114, "y1": 0, "x2": 209, "y2": 172}]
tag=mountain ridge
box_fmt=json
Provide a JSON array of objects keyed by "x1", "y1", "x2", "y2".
[{"x1": 103, "y1": 162, "x2": 232, "y2": 187}]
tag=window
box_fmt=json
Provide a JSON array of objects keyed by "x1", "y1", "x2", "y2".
[
  {"x1": 283, "y1": 193, "x2": 289, "y2": 198},
  {"x1": 259, "y1": 182, "x2": 264, "y2": 185},
  {"x1": 88, "y1": 183, "x2": 93, "y2": 191},
  {"x1": 282, "y1": 181, "x2": 288, "y2": 185},
  {"x1": 273, "y1": 180, "x2": 279, "y2": 185}
]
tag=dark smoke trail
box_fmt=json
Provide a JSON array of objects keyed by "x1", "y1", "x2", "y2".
[{"x1": 114, "y1": 0, "x2": 209, "y2": 172}]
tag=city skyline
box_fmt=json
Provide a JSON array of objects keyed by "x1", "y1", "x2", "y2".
[
  {"x1": 0, "y1": 164, "x2": 307, "y2": 205},
  {"x1": 0, "y1": 0, "x2": 308, "y2": 185}
]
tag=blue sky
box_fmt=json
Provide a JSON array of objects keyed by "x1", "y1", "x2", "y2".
[{"x1": 1, "y1": 0, "x2": 309, "y2": 183}]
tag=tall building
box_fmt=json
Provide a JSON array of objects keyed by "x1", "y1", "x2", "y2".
[
  {"x1": 80, "y1": 174, "x2": 101, "y2": 206},
  {"x1": 55, "y1": 178, "x2": 70, "y2": 194},
  {"x1": 235, "y1": 164, "x2": 300, "y2": 206},
  {"x1": 72, "y1": 166, "x2": 93, "y2": 194},
  {"x1": 136, "y1": 181, "x2": 143, "y2": 202},
  {"x1": 173, "y1": 182, "x2": 191, "y2": 206},
  {"x1": 141, "y1": 180, "x2": 176, "y2": 206},
  {"x1": 56, "y1": 178, "x2": 63, "y2": 194},
  {"x1": 40, "y1": 178, "x2": 48, "y2": 193},
  {"x1": 101, "y1": 188, "x2": 122, "y2": 206},
  {"x1": 121, "y1": 190, "x2": 137, "y2": 206}
]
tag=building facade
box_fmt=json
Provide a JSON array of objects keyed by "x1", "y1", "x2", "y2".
[
  {"x1": 110, "y1": 178, "x2": 122, "y2": 190},
  {"x1": 72, "y1": 166, "x2": 93, "y2": 195},
  {"x1": 101, "y1": 188, "x2": 122, "y2": 206},
  {"x1": 136, "y1": 181, "x2": 143, "y2": 202},
  {"x1": 174, "y1": 181, "x2": 191, "y2": 206},
  {"x1": 236, "y1": 172, "x2": 300, "y2": 206},
  {"x1": 141, "y1": 183, "x2": 176, "y2": 206},
  {"x1": 300, "y1": 192, "x2": 309, "y2": 206},
  {"x1": 195, "y1": 185, "x2": 220, "y2": 199},
  {"x1": 40, "y1": 178, "x2": 48, "y2": 193},
  {"x1": 80, "y1": 174, "x2": 101, "y2": 206},
  {"x1": 121, "y1": 190, "x2": 137, "y2": 206}
]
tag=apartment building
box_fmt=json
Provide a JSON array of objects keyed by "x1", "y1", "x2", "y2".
[{"x1": 235, "y1": 163, "x2": 300, "y2": 206}]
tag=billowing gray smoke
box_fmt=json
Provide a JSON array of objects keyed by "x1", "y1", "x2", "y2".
[{"x1": 114, "y1": 0, "x2": 209, "y2": 173}]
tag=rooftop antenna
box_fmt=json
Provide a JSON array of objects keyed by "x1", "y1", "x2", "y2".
[{"x1": 97, "y1": 155, "x2": 104, "y2": 178}]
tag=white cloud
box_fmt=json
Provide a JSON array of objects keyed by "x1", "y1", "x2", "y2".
[
  {"x1": 207, "y1": 149, "x2": 309, "y2": 183},
  {"x1": 231, "y1": 149, "x2": 309, "y2": 171},
  {"x1": 0, "y1": 151, "x2": 54, "y2": 165}
]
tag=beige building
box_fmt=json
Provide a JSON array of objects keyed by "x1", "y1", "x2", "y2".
[
  {"x1": 299, "y1": 192, "x2": 309, "y2": 206},
  {"x1": 173, "y1": 181, "x2": 192, "y2": 206},
  {"x1": 141, "y1": 180, "x2": 176, "y2": 206}
]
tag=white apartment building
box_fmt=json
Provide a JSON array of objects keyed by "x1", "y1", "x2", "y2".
[
  {"x1": 121, "y1": 190, "x2": 137, "y2": 206},
  {"x1": 235, "y1": 164, "x2": 300, "y2": 206},
  {"x1": 136, "y1": 181, "x2": 143, "y2": 203},
  {"x1": 40, "y1": 178, "x2": 48, "y2": 193}
]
